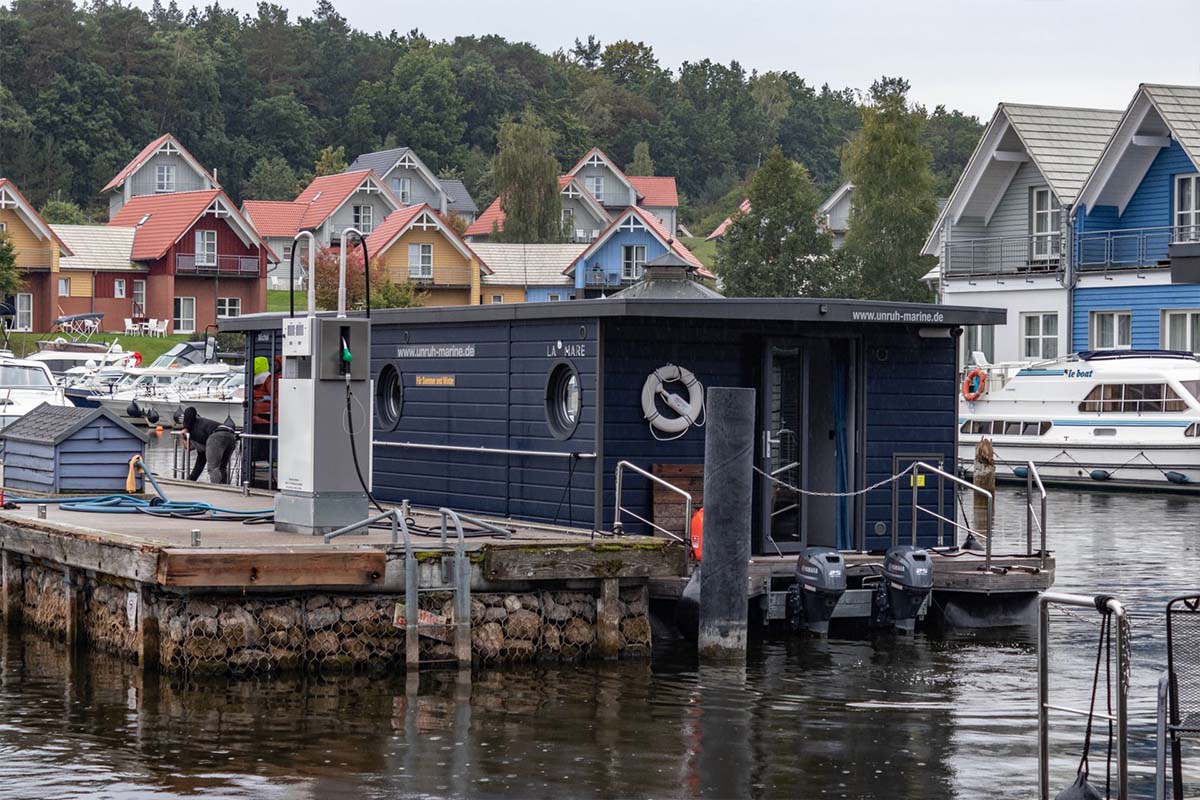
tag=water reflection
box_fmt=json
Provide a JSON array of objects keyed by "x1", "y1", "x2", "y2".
[{"x1": 2, "y1": 478, "x2": 1199, "y2": 797}]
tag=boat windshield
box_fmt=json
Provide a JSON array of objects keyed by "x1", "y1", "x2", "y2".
[{"x1": 0, "y1": 366, "x2": 52, "y2": 388}]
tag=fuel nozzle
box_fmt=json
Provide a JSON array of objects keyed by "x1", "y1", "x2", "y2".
[{"x1": 340, "y1": 332, "x2": 353, "y2": 374}]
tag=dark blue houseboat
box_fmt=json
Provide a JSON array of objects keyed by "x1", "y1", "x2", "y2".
[{"x1": 226, "y1": 296, "x2": 1003, "y2": 556}]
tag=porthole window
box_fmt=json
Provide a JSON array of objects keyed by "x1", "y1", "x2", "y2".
[
  {"x1": 545, "y1": 361, "x2": 582, "y2": 440},
  {"x1": 376, "y1": 363, "x2": 404, "y2": 431}
]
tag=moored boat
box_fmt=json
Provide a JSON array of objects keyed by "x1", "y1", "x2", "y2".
[{"x1": 959, "y1": 349, "x2": 1200, "y2": 490}]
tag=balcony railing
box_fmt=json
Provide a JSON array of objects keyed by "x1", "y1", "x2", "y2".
[
  {"x1": 1075, "y1": 225, "x2": 1197, "y2": 273},
  {"x1": 176, "y1": 254, "x2": 261, "y2": 276},
  {"x1": 330, "y1": 223, "x2": 374, "y2": 241},
  {"x1": 583, "y1": 270, "x2": 637, "y2": 287},
  {"x1": 942, "y1": 233, "x2": 1062, "y2": 278}
]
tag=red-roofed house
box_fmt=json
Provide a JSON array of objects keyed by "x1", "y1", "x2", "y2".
[
  {"x1": 110, "y1": 190, "x2": 273, "y2": 334},
  {"x1": 0, "y1": 179, "x2": 73, "y2": 331},
  {"x1": 465, "y1": 175, "x2": 610, "y2": 244},
  {"x1": 566, "y1": 206, "x2": 710, "y2": 297},
  {"x1": 706, "y1": 199, "x2": 751, "y2": 241},
  {"x1": 365, "y1": 204, "x2": 490, "y2": 306},
  {"x1": 103, "y1": 134, "x2": 218, "y2": 220}
]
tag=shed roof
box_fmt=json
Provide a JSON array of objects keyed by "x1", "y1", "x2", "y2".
[
  {"x1": 51, "y1": 225, "x2": 139, "y2": 273},
  {"x1": 0, "y1": 403, "x2": 149, "y2": 445},
  {"x1": 473, "y1": 243, "x2": 584, "y2": 287},
  {"x1": 627, "y1": 176, "x2": 678, "y2": 207}
]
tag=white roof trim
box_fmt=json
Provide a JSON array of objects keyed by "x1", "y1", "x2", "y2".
[
  {"x1": 982, "y1": 160, "x2": 1022, "y2": 226},
  {"x1": 381, "y1": 151, "x2": 445, "y2": 203},
  {"x1": 117, "y1": 134, "x2": 216, "y2": 192},
  {"x1": 562, "y1": 176, "x2": 611, "y2": 226},
  {"x1": 922, "y1": 106, "x2": 1009, "y2": 255},
  {"x1": 375, "y1": 206, "x2": 477, "y2": 264},
  {"x1": 324, "y1": 173, "x2": 402, "y2": 230},
  {"x1": 0, "y1": 185, "x2": 54, "y2": 243},
  {"x1": 817, "y1": 181, "x2": 853, "y2": 216},
  {"x1": 199, "y1": 194, "x2": 265, "y2": 251},
  {"x1": 567, "y1": 149, "x2": 639, "y2": 200},
  {"x1": 570, "y1": 207, "x2": 667, "y2": 275}
]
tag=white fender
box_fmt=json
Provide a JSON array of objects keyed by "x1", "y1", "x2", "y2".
[{"x1": 642, "y1": 364, "x2": 705, "y2": 437}]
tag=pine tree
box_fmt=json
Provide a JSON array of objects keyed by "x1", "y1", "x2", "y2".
[
  {"x1": 627, "y1": 141, "x2": 654, "y2": 176},
  {"x1": 717, "y1": 146, "x2": 839, "y2": 297},
  {"x1": 842, "y1": 77, "x2": 938, "y2": 302},
  {"x1": 493, "y1": 113, "x2": 562, "y2": 243},
  {"x1": 244, "y1": 156, "x2": 300, "y2": 200}
]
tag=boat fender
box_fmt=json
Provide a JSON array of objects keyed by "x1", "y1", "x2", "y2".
[
  {"x1": 1012, "y1": 466, "x2": 1029, "y2": 479},
  {"x1": 1089, "y1": 469, "x2": 1111, "y2": 481},
  {"x1": 962, "y1": 368, "x2": 986, "y2": 401},
  {"x1": 145, "y1": 407, "x2": 159, "y2": 425},
  {"x1": 1166, "y1": 471, "x2": 1190, "y2": 485},
  {"x1": 641, "y1": 364, "x2": 705, "y2": 438},
  {"x1": 127, "y1": 400, "x2": 142, "y2": 418}
]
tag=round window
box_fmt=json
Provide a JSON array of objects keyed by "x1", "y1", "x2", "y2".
[
  {"x1": 545, "y1": 362, "x2": 582, "y2": 440},
  {"x1": 376, "y1": 363, "x2": 404, "y2": 431}
]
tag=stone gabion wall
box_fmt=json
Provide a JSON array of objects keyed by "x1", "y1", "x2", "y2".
[
  {"x1": 85, "y1": 579, "x2": 140, "y2": 658},
  {"x1": 21, "y1": 560, "x2": 68, "y2": 639}
]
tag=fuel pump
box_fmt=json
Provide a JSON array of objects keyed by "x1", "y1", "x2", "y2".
[{"x1": 273, "y1": 228, "x2": 373, "y2": 534}]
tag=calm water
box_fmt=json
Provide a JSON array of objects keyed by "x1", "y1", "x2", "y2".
[{"x1": 4, "y1": 444, "x2": 1200, "y2": 797}]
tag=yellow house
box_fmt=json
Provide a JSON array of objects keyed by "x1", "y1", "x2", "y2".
[
  {"x1": 0, "y1": 179, "x2": 70, "y2": 331},
  {"x1": 365, "y1": 204, "x2": 488, "y2": 306}
]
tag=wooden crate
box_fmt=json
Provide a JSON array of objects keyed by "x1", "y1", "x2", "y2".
[{"x1": 651, "y1": 464, "x2": 704, "y2": 539}]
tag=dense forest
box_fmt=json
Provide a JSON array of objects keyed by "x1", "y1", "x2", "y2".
[{"x1": 0, "y1": 0, "x2": 983, "y2": 231}]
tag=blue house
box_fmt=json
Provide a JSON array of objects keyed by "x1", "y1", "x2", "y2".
[
  {"x1": 567, "y1": 206, "x2": 711, "y2": 298},
  {"x1": 1072, "y1": 84, "x2": 1200, "y2": 352}
]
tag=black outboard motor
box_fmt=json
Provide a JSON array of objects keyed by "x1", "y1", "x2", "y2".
[
  {"x1": 790, "y1": 547, "x2": 846, "y2": 635},
  {"x1": 883, "y1": 545, "x2": 933, "y2": 633}
]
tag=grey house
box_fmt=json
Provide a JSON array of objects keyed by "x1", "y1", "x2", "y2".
[
  {"x1": 0, "y1": 404, "x2": 149, "y2": 494},
  {"x1": 347, "y1": 147, "x2": 479, "y2": 223},
  {"x1": 102, "y1": 134, "x2": 218, "y2": 220}
]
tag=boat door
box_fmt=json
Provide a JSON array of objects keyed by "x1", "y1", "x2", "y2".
[{"x1": 759, "y1": 339, "x2": 857, "y2": 555}]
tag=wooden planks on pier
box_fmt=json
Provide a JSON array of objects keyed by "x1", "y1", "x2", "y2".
[{"x1": 156, "y1": 549, "x2": 388, "y2": 588}]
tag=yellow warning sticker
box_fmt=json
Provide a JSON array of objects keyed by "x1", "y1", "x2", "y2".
[{"x1": 416, "y1": 375, "x2": 456, "y2": 387}]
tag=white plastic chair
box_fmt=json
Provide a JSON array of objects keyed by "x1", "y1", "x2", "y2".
[
  {"x1": 124, "y1": 318, "x2": 138, "y2": 335},
  {"x1": 146, "y1": 318, "x2": 159, "y2": 337},
  {"x1": 153, "y1": 319, "x2": 168, "y2": 337}
]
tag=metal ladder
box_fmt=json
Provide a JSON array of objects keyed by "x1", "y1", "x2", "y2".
[{"x1": 324, "y1": 507, "x2": 473, "y2": 669}]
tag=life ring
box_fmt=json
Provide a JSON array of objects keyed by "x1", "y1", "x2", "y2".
[
  {"x1": 962, "y1": 368, "x2": 986, "y2": 401},
  {"x1": 128, "y1": 351, "x2": 142, "y2": 367},
  {"x1": 641, "y1": 363, "x2": 705, "y2": 440}
]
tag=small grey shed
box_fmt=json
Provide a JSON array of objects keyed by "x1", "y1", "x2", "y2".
[{"x1": 0, "y1": 403, "x2": 149, "y2": 494}]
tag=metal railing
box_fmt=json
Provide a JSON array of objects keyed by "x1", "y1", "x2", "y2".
[
  {"x1": 1026, "y1": 461, "x2": 1048, "y2": 569},
  {"x1": 584, "y1": 271, "x2": 630, "y2": 287},
  {"x1": 175, "y1": 253, "x2": 260, "y2": 276},
  {"x1": 373, "y1": 439, "x2": 596, "y2": 460},
  {"x1": 612, "y1": 460, "x2": 692, "y2": 543},
  {"x1": 1038, "y1": 592, "x2": 1129, "y2": 800},
  {"x1": 907, "y1": 461, "x2": 994, "y2": 569},
  {"x1": 331, "y1": 222, "x2": 375, "y2": 239},
  {"x1": 1076, "y1": 225, "x2": 1198, "y2": 273},
  {"x1": 943, "y1": 233, "x2": 1062, "y2": 279}
]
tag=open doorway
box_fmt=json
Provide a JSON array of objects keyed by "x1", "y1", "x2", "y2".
[{"x1": 759, "y1": 338, "x2": 857, "y2": 555}]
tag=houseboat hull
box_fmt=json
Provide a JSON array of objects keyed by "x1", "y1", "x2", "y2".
[{"x1": 958, "y1": 440, "x2": 1200, "y2": 491}]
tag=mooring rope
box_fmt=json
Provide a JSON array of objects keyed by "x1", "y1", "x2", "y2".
[{"x1": 752, "y1": 463, "x2": 917, "y2": 498}]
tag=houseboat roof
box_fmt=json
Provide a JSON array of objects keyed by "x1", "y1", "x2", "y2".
[{"x1": 219, "y1": 297, "x2": 1005, "y2": 332}]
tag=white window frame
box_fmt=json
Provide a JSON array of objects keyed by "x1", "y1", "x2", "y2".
[
  {"x1": 491, "y1": 294, "x2": 504, "y2": 304},
  {"x1": 398, "y1": 178, "x2": 412, "y2": 205},
  {"x1": 962, "y1": 325, "x2": 995, "y2": 367},
  {"x1": 1021, "y1": 312, "x2": 1058, "y2": 360},
  {"x1": 408, "y1": 243, "x2": 433, "y2": 279},
  {"x1": 195, "y1": 230, "x2": 217, "y2": 267},
  {"x1": 1163, "y1": 309, "x2": 1200, "y2": 353},
  {"x1": 1176, "y1": 174, "x2": 1200, "y2": 243},
  {"x1": 1091, "y1": 310, "x2": 1132, "y2": 350},
  {"x1": 621, "y1": 244, "x2": 646, "y2": 280},
  {"x1": 156, "y1": 163, "x2": 176, "y2": 193},
  {"x1": 14, "y1": 293, "x2": 31, "y2": 332},
  {"x1": 57, "y1": 277, "x2": 70, "y2": 297},
  {"x1": 353, "y1": 204, "x2": 374, "y2": 233},
  {"x1": 0, "y1": 222, "x2": 7, "y2": 233},
  {"x1": 132, "y1": 279, "x2": 146, "y2": 316},
  {"x1": 216, "y1": 296, "x2": 241, "y2": 318},
  {"x1": 282, "y1": 243, "x2": 293, "y2": 264},
  {"x1": 173, "y1": 296, "x2": 195, "y2": 334},
  {"x1": 548, "y1": 293, "x2": 561, "y2": 302},
  {"x1": 562, "y1": 207, "x2": 574, "y2": 230},
  {"x1": 113, "y1": 278, "x2": 126, "y2": 299},
  {"x1": 1031, "y1": 187, "x2": 1061, "y2": 261},
  {"x1": 585, "y1": 175, "x2": 604, "y2": 203}
]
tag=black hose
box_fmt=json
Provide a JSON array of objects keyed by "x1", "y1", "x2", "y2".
[
  {"x1": 347, "y1": 381, "x2": 385, "y2": 513},
  {"x1": 354, "y1": 231, "x2": 370, "y2": 319}
]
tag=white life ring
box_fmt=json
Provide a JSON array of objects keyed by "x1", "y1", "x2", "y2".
[{"x1": 642, "y1": 364, "x2": 705, "y2": 440}]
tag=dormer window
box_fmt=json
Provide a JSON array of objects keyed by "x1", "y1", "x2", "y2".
[
  {"x1": 1030, "y1": 187, "x2": 1060, "y2": 261},
  {"x1": 391, "y1": 177, "x2": 412, "y2": 205},
  {"x1": 585, "y1": 176, "x2": 604, "y2": 203},
  {"x1": 353, "y1": 205, "x2": 374, "y2": 233},
  {"x1": 137, "y1": 214, "x2": 152, "y2": 227},
  {"x1": 1176, "y1": 174, "x2": 1200, "y2": 243},
  {"x1": 156, "y1": 164, "x2": 176, "y2": 193}
]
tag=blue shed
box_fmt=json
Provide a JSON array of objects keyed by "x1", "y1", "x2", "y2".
[
  {"x1": 227, "y1": 297, "x2": 1005, "y2": 555},
  {"x1": 0, "y1": 403, "x2": 149, "y2": 494}
]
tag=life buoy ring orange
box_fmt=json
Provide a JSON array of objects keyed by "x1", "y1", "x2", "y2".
[{"x1": 962, "y1": 368, "x2": 986, "y2": 401}]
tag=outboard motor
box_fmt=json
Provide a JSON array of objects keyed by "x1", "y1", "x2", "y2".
[
  {"x1": 883, "y1": 545, "x2": 933, "y2": 633},
  {"x1": 790, "y1": 547, "x2": 846, "y2": 635}
]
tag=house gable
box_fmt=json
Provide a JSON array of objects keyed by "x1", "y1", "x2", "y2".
[
  {"x1": 567, "y1": 148, "x2": 639, "y2": 208},
  {"x1": 0, "y1": 180, "x2": 70, "y2": 270},
  {"x1": 103, "y1": 135, "x2": 216, "y2": 219},
  {"x1": 368, "y1": 205, "x2": 489, "y2": 293}
]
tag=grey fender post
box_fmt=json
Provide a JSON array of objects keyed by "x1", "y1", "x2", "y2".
[{"x1": 698, "y1": 386, "x2": 755, "y2": 660}]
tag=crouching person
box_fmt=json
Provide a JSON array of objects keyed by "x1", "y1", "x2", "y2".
[{"x1": 181, "y1": 406, "x2": 237, "y2": 484}]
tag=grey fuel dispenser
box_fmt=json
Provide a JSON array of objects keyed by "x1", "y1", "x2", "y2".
[{"x1": 273, "y1": 229, "x2": 373, "y2": 534}]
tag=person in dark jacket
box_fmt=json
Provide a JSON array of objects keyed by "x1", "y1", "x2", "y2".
[{"x1": 181, "y1": 407, "x2": 237, "y2": 484}]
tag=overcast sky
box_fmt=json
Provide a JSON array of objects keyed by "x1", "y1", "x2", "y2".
[{"x1": 141, "y1": 0, "x2": 1200, "y2": 120}]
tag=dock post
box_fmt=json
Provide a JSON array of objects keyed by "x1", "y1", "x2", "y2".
[
  {"x1": 63, "y1": 567, "x2": 84, "y2": 647},
  {"x1": 136, "y1": 583, "x2": 160, "y2": 671},
  {"x1": 1, "y1": 551, "x2": 23, "y2": 626},
  {"x1": 597, "y1": 578, "x2": 621, "y2": 658},
  {"x1": 698, "y1": 387, "x2": 755, "y2": 661}
]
